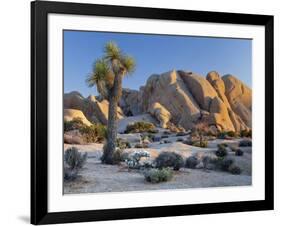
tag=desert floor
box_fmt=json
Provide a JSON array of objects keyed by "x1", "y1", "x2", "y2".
[{"x1": 64, "y1": 140, "x2": 252, "y2": 194}]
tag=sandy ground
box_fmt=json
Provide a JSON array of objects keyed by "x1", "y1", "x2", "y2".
[{"x1": 64, "y1": 139, "x2": 252, "y2": 194}]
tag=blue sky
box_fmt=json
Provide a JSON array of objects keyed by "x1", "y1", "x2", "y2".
[{"x1": 64, "y1": 30, "x2": 252, "y2": 97}]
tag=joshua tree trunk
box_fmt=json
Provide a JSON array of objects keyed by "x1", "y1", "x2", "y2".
[{"x1": 102, "y1": 72, "x2": 123, "y2": 164}]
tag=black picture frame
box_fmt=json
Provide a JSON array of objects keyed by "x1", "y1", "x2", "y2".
[{"x1": 31, "y1": 0, "x2": 274, "y2": 224}]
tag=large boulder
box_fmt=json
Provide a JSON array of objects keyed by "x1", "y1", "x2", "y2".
[
  {"x1": 119, "y1": 88, "x2": 142, "y2": 116},
  {"x1": 206, "y1": 71, "x2": 249, "y2": 131},
  {"x1": 64, "y1": 92, "x2": 124, "y2": 125},
  {"x1": 64, "y1": 91, "x2": 86, "y2": 112},
  {"x1": 87, "y1": 95, "x2": 124, "y2": 125},
  {"x1": 209, "y1": 97, "x2": 235, "y2": 132},
  {"x1": 140, "y1": 70, "x2": 201, "y2": 129},
  {"x1": 179, "y1": 71, "x2": 218, "y2": 111},
  {"x1": 64, "y1": 109, "x2": 92, "y2": 126},
  {"x1": 148, "y1": 102, "x2": 171, "y2": 128},
  {"x1": 206, "y1": 71, "x2": 231, "y2": 109},
  {"x1": 222, "y1": 74, "x2": 252, "y2": 127}
]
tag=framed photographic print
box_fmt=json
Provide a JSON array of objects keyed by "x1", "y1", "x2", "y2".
[{"x1": 31, "y1": 0, "x2": 274, "y2": 224}]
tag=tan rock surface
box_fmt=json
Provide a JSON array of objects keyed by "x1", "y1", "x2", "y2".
[
  {"x1": 88, "y1": 96, "x2": 124, "y2": 124},
  {"x1": 64, "y1": 92, "x2": 124, "y2": 125},
  {"x1": 206, "y1": 71, "x2": 231, "y2": 109},
  {"x1": 141, "y1": 70, "x2": 201, "y2": 129},
  {"x1": 64, "y1": 109, "x2": 92, "y2": 126},
  {"x1": 209, "y1": 97, "x2": 235, "y2": 131},
  {"x1": 148, "y1": 102, "x2": 171, "y2": 128},
  {"x1": 179, "y1": 70, "x2": 218, "y2": 111},
  {"x1": 222, "y1": 74, "x2": 252, "y2": 127}
]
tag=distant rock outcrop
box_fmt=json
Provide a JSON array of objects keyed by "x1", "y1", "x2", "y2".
[
  {"x1": 87, "y1": 95, "x2": 124, "y2": 124},
  {"x1": 64, "y1": 70, "x2": 252, "y2": 133},
  {"x1": 64, "y1": 92, "x2": 124, "y2": 125}
]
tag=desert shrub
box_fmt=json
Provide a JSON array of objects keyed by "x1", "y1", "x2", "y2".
[
  {"x1": 219, "y1": 157, "x2": 234, "y2": 171},
  {"x1": 134, "y1": 143, "x2": 149, "y2": 148},
  {"x1": 64, "y1": 118, "x2": 106, "y2": 143},
  {"x1": 235, "y1": 149, "x2": 244, "y2": 156},
  {"x1": 185, "y1": 156, "x2": 199, "y2": 169},
  {"x1": 146, "y1": 134, "x2": 155, "y2": 141},
  {"x1": 215, "y1": 146, "x2": 228, "y2": 157},
  {"x1": 79, "y1": 123, "x2": 107, "y2": 143},
  {"x1": 64, "y1": 147, "x2": 87, "y2": 170},
  {"x1": 163, "y1": 140, "x2": 172, "y2": 144},
  {"x1": 64, "y1": 117, "x2": 84, "y2": 132},
  {"x1": 64, "y1": 166, "x2": 79, "y2": 181},
  {"x1": 176, "y1": 131, "x2": 188, "y2": 136},
  {"x1": 143, "y1": 168, "x2": 173, "y2": 183},
  {"x1": 152, "y1": 136, "x2": 161, "y2": 142},
  {"x1": 240, "y1": 129, "x2": 252, "y2": 138},
  {"x1": 116, "y1": 138, "x2": 131, "y2": 149},
  {"x1": 112, "y1": 148, "x2": 129, "y2": 164},
  {"x1": 163, "y1": 131, "x2": 172, "y2": 135},
  {"x1": 230, "y1": 146, "x2": 238, "y2": 152},
  {"x1": 228, "y1": 165, "x2": 242, "y2": 175},
  {"x1": 125, "y1": 150, "x2": 150, "y2": 169},
  {"x1": 239, "y1": 139, "x2": 252, "y2": 147},
  {"x1": 218, "y1": 143, "x2": 228, "y2": 149},
  {"x1": 192, "y1": 140, "x2": 208, "y2": 148},
  {"x1": 201, "y1": 156, "x2": 220, "y2": 170},
  {"x1": 161, "y1": 135, "x2": 169, "y2": 139},
  {"x1": 155, "y1": 152, "x2": 184, "y2": 170},
  {"x1": 226, "y1": 131, "x2": 237, "y2": 137},
  {"x1": 217, "y1": 131, "x2": 227, "y2": 139},
  {"x1": 124, "y1": 122, "x2": 156, "y2": 133}
]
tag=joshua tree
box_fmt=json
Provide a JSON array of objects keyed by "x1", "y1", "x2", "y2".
[{"x1": 86, "y1": 42, "x2": 135, "y2": 164}]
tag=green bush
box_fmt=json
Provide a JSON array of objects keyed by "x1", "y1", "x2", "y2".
[
  {"x1": 202, "y1": 156, "x2": 220, "y2": 170},
  {"x1": 235, "y1": 149, "x2": 244, "y2": 156},
  {"x1": 134, "y1": 143, "x2": 149, "y2": 148},
  {"x1": 124, "y1": 121, "x2": 156, "y2": 133},
  {"x1": 125, "y1": 150, "x2": 150, "y2": 169},
  {"x1": 64, "y1": 118, "x2": 107, "y2": 143},
  {"x1": 64, "y1": 166, "x2": 78, "y2": 181},
  {"x1": 192, "y1": 140, "x2": 208, "y2": 148},
  {"x1": 64, "y1": 117, "x2": 84, "y2": 132},
  {"x1": 239, "y1": 139, "x2": 252, "y2": 147},
  {"x1": 240, "y1": 129, "x2": 252, "y2": 138},
  {"x1": 64, "y1": 147, "x2": 87, "y2": 170},
  {"x1": 219, "y1": 158, "x2": 234, "y2": 171},
  {"x1": 218, "y1": 143, "x2": 228, "y2": 149},
  {"x1": 226, "y1": 131, "x2": 237, "y2": 137},
  {"x1": 215, "y1": 146, "x2": 228, "y2": 157},
  {"x1": 112, "y1": 148, "x2": 129, "y2": 164},
  {"x1": 217, "y1": 131, "x2": 227, "y2": 139},
  {"x1": 80, "y1": 123, "x2": 107, "y2": 143},
  {"x1": 155, "y1": 152, "x2": 184, "y2": 170},
  {"x1": 185, "y1": 156, "x2": 199, "y2": 169},
  {"x1": 228, "y1": 165, "x2": 242, "y2": 174},
  {"x1": 116, "y1": 138, "x2": 131, "y2": 149},
  {"x1": 144, "y1": 168, "x2": 173, "y2": 183}
]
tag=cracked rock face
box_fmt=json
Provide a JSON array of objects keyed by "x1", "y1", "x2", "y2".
[{"x1": 64, "y1": 70, "x2": 251, "y2": 133}]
